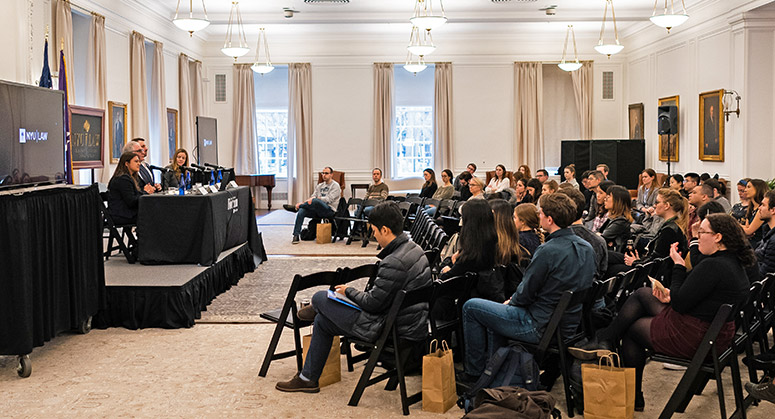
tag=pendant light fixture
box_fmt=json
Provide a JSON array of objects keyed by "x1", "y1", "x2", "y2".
[
  {"x1": 410, "y1": 0, "x2": 447, "y2": 31},
  {"x1": 403, "y1": 52, "x2": 427, "y2": 75},
  {"x1": 251, "y1": 28, "x2": 274, "y2": 75},
  {"x1": 650, "y1": 0, "x2": 689, "y2": 33},
  {"x1": 594, "y1": 0, "x2": 624, "y2": 57},
  {"x1": 407, "y1": 26, "x2": 436, "y2": 57},
  {"x1": 221, "y1": 2, "x2": 249, "y2": 60},
  {"x1": 558, "y1": 25, "x2": 582, "y2": 72},
  {"x1": 172, "y1": 0, "x2": 210, "y2": 36}
]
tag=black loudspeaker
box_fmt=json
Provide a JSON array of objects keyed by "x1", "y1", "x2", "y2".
[
  {"x1": 561, "y1": 140, "x2": 645, "y2": 190},
  {"x1": 657, "y1": 105, "x2": 678, "y2": 135}
]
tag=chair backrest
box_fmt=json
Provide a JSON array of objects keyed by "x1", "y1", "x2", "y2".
[
  {"x1": 293, "y1": 269, "x2": 343, "y2": 293},
  {"x1": 318, "y1": 170, "x2": 345, "y2": 193},
  {"x1": 424, "y1": 198, "x2": 440, "y2": 209},
  {"x1": 341, "y1": 262, "x2": 380, "y2": 290},
  {"x1": 436, "y1": 199, "x2": 455, "y2": 217},
  {"x1": 582, "y1": 278, "x2": 615, "y2": 338}
]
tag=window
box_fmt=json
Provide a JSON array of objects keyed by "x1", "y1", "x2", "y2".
[
  {"x1": 254, "y1": 66, "x2": 289, "y2": 176},
  {"x1": 392, "y1": 64, "x2": 434, "y2": 178}
]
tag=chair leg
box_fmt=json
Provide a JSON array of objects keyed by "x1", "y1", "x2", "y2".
[
  {"x1": 557, "y1": 344, "x2": 576, "y2": 418},
  {"x1": 292, "y1": 322, "x2": 304, "y2": 372},
  {"x1": 676, "y1": 372, "x2": 706, "y2": 413},
  {"x1": 393, "y1": 342, "x2": 412, "y2": 416},
  {"x1": 729, "y1": 355, "x2": 748, "y2": 419},
  {"x1": 348, "y1": 347, "x2": 382, "y2": 407},
  {"x1": 258, "y1": 311, "x2": 290, "y2": 377},
  {"x1": 712, "y1": 356, "x2": 727, "y2": 419},
  {"x1": 659, "y1": 365, "x2": 703, "y2": 419}
]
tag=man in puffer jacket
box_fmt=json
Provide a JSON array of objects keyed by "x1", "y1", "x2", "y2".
[
  {"x1": 276, "y1": 201, "x2": 431, "y2": 393},
  {"x1": 755, "y1": 190, "x2": 775, "y2": 277}
]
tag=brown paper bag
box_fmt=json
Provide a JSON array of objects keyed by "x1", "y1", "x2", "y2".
[
  {"x1": 422, "y1": 340, "x2": 457, "y2": 413},
  {"x1": 582, "y1": 353, "x2": 635, "y2": 419},
  {"x1": 302, "y1": 334, "x2": 341, "y2": 387},
  {"x1": 316, "y1": 221, "x2": 332, "y2": 244}
]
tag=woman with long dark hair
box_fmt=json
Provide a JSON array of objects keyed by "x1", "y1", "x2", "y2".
[
  {"x1": 513, "y1": 178, "x2": 532, "y2": 205},
  {"x1": 571, "y1": 214, "x2": 752, "y2": 411},
  {"x1": 485, "y1": 164, "x2": 510, "y2": 195},
  {"x1": 441, "y1": 199, "x2": 497, "y2": 281},
  {"x1": 742, "y1": 178, "x2": 770, "y2": 249},
  {"x1": 636, "y1": 168, "x2": 660, "y2": 212},
  {"x1": 419, "y1": 168, "x2": 438, "y2": 198},
  {"x1": 526, "y1": 178, "x2": 543, "y2": 203},
  {"x1": 163, "y1": 148, "x2": 189, "y2": 188},
  {"x1": 599, "y1": 185, "x2": 633, "y2": 251},
  {"x1": 490, "y1": 200, "x2": 524, "y2": 266},
  {"x1": 108, "y1": 151, "x2": 155, "y2": 224}
]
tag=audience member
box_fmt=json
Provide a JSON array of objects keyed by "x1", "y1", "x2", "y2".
[
  {"x1": 429, "y1": 169, "x2": 455, "y2": 205},
  {"x1": 687, "y1": 184, "x2": 713, "y2": 240},
  {"x1": 459, "y1": 193, "x2": 595, "y2": 382},
  {"x1": 596, "y1": 163, "x2": 611, "y2": 181},
  {"x1": 755, "y1": 190, "x2": 775, "y2": 277},
  {"x1": 276, "y1": 202, "x2": 431, "y2": 393},
  {"x1": 730, "y1": 178, "x2": 751, "y2": 222},
  {"x1": 458, "y1": 171, "x2": 473, "y2": 201},
  {"x1": 571, "y1": 214, "x2": 752, "y2": 412},
  {"x1": 485, "y1": 164, "x2": 511, "y2": 196},
  {"x1": 580, "y1": 170, "x2": 593, "y2": 210},
  {"x1": 587, "y1": 181, "x2": 612, "y2": 233},
  {"x1": 467, "y1": 177, "x2": 486, "y2": 200},
  {"x1": 514, "y1": 203, "x2": 543, "y2": 256},
  {"x1": 668, "y1": 174, "x2": 683, "y2": 193},
  {"x1": 536, "y1": 169, "x2": 549, "y2": 183},
  {"x1": 563, "y1": 164, "x2": 579, "y2": 189},
  {"x1": 285, "y1": 167, "x2": 341, "y2": 244},
  {"x1": 599, "y1": 185, "x2": 634, "y2": 252},
  {"x1": 526, "y1": 178, "x2": 543, "y2": 203},
  {"x1": 107, "y1": 151, "x2": 156, "y2": 225},
  {"x1": 583, "y1": 170, "x2": 604, "y2": 222},
  {"x1": 559, "y1": 187, "x2": 608, "y2": 280},
  {"x1": 362, "y1": 168, "x2": 389, "y2": 217},
  {"x1": 490, "y1": 199, "x2": 525, "y2": 266},
  {"x1": 518, "y1": 164, "x2": 532, "y2": 180},
  {"x1": 163, "y1": 148, "x2": 188, "y2": 189},
  {"x1": 635, "y1": 169, "x2": 659, "y2": 212},
  {"x1": 683, "y1": 172, "x2": 699, "y2": 199},
  {"x1": 513, "y1": 178, "x2": 532, "y2": 205},
  {"x1": 699, "y1": 173, "x2": 712, "y2": 184},
  {"x1": 704, "y1": 178, "x2": 731, "y2": 213},
  {"x1": 419, "y1": 168, "x2": 438, "y2": 198},
  {"x1": 742, "y1": 178, "x2": 770, "y2": 249},
  {"x1": 454, "y1": 163, "x2": 477, "y2": 192},
  {"x1": 542, "y1": 179, "x2": 559, "y2": 195}
]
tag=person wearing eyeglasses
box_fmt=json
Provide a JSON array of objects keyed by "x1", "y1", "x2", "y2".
[{"x1": 284, "y1": 167, "x2": 341, "y2": 244}]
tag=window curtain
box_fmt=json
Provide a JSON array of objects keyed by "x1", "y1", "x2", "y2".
[
  {"x1": 288, "y1": 63, "x2": 313, "y2": 204},
  {"x1": 543, "y1": 64, "x2": 580, "y2": 169},
  {"x1": 53, "y1": 0, "x2": 75, "y2": 101},
  {"x1": 571, "y1": 61, "x2": 594, "y2": 140},
  {"x1": 233, "y1": 64, "x2": 258, "y2": 175},
  {"x1": 86, "y1": 13, "x2": 109, "y2": 183},
  {"x1": 434, "y1": 63, "x2": 453, "y2": 172},
  {"x1": 191, "y1": 60, "x2": 205, "y2": 132},
  {"x1": 178, "y1": 54, "x2": 194, "y2": 152},
  {"x1": 514, "y1": 62, "x2": 544, "y2": 171},
  {"x1": 150, "y1": 41, "x2": 169, "y2": 167},
  {"x1": 373, "y1": 63, "x2": 393, "y2": 178},
  {"x1": 129, "y1": 31, "x2": 149, "y2": 142}
]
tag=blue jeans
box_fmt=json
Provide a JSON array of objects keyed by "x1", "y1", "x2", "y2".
[
  {"x1": 301, "y1": 290, "x2": 360, "y2": 382},
  {"x1": 463, "y1": 298, "x2": 541, "y2": 377},
  {"x1": 423, "y1": 205, "x2": 437, "y2": 217},
  {"x1": 293, "y1": 198, "x2": 335, "y2": 236}
]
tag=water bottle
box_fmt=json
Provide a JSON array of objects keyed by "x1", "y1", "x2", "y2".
[
  {"x1": 186, "y1": 171, "x2": 192, "y2": 191},
  {"x1": 626, "y1": 239, "x2": 634, "y2": 255},
  {"x1": 178, "y1": 175, "x2": 186, "y2": 195},
  {"x1": 217, "y1": 169, "x2": 223, "y2": 184},
  {"x1": 209, "y1": 170, "x2": 215, "y2": 186}
]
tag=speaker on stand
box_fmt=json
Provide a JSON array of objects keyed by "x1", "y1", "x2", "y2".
[{"x1": 658, "y1": 105, "x2": 678, "y2": 176}]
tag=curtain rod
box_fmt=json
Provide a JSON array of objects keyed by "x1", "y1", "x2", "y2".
[{"x1": 67, "y1": 1, "x2": 104, "y2": 19}]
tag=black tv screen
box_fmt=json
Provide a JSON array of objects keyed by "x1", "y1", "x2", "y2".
[
  {"x1": 196, "y1": 116, "x2": 218, "y2": 166},
  {"x1": 0, "y1": 80, "x2": 66, "y2": 189}
]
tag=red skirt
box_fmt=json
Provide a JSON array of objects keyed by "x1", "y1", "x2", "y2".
[{"x1": 650, "y1": 306, "x2": 735, "y2": 360}]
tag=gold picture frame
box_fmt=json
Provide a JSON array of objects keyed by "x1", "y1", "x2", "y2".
[
  {"x1": 166, "y1": 108, "x2": 179, "y2": 164},
  {"x1": 658, "y1": 95, "x2": 679, "y2": 162},
  {"x1": 699, "y1": 89, "x2": 724, "y2": 161},
  {"x1": 108, "y1": 101, "x2": 127, "y2": 163},
  {"x1": 628, "y1": 103, "x2": 644, "y2": 139}
]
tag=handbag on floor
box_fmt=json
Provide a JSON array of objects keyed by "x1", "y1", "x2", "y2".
[
  {"x1": 302, "y1": 334, "x2": 341, "y2": 387},
  {"x1": 581, "y1": 353, "x2": 635, "y2": 419},
  {"x1": 463, "y1": 386, "x2": 559, "y2": 419},
  {"x1": 422, "y1": 340, "x2": 457, "y2": 413}
]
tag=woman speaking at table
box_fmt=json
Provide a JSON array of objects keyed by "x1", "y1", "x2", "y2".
[
  {"x1": 108, "y1": 151, "x2": 156, "y2": 225},
  {"x1": 163, "y1": 148, "x2": 189, "y2": 189}
]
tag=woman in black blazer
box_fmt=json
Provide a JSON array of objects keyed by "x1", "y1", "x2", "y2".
[
  {"x1": 163, "y1": 148, "x2": 189, "y2": 189},
  {"x1": 599, "y1": 185, "x2": 633, "y2": 252},
  {"x1": 108, "y1": 151, "x2": 155, "y2": 225}
]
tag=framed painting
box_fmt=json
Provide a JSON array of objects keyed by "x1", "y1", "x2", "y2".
[
  {"x1": 69, "y1": 105, "x2": 105, "y2": 169},
  {"x1": 108, "y1": 101, "x2": 127, "y2": 163},
  {"x1": 628, "y1": 103, "x2": 644, "y2": 139},
  {"x1": 167, "y1": 108, "x2": 179, "y2": 163},
  {"x1": 699, "y1": 89, "x2": 724, "y2": 161},
  {"x1": 658, "y1": 95, "x2": 679, "y2": 162}
]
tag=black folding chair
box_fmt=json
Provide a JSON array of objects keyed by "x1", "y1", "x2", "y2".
[
  {"x1": 100, "y1": 191, "x2": 137, "y2": 264},
  {"x1": 428, "y1": 273, "x2": 477, "y2": 361}
]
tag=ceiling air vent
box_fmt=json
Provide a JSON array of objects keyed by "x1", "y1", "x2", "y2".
[
  {"x1": 491, "y1": 0, "x2": 539, "y2": 3},
  {"x1": 304, "y1": 0, "x2": 349, "y2": 3},
  {"x1": 215, "y1": 74, "x2": 226, "y2": 103}
]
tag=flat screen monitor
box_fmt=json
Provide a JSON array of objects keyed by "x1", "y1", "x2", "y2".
[
  {"x1": 0, "y1": 79, "x2": 66, "y2": 189},
  {"x1": 196, "y1": 116, "x2": 218, "y2": 166}
]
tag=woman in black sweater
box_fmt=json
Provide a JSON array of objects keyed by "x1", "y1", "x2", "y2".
[
  {"x1": 108, "y1": 151, "x2": 155, "y2": 224},
  {"x1": 599, "y1": 185, "x2": 633, "y2": 252},
  {"x1": 572, "y1": 213, "x2": 752, "y2": 411},
  {"x1": 419, "y1": 168, "x2": 438, "y2": 198}
]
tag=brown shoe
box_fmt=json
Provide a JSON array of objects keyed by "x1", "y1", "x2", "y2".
[
  {"x1": 276, "y1": 374, "x2": 320, "y2": 393},
  {"x1": 297, "y1": 305, "x2": 317, "y2": 322}
]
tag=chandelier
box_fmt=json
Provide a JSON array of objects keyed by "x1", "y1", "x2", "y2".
[
  {"x1": 403, "y1": 52, "x2": 427, "y2": 75},
  {"x1": 221, "y1": 2, "x2": 249, "y2": 60},
  {"x1": 251, "y1": 28, "x2": 274, "y2": 74},
  {"x1": 407, "y1": 26, "x2": 436, "y2": 57},
  {"x1": 558, "y1": 25, "x2": 582, "y2": 72},
  {"x1": 172, "y1": 0, "x2": 210, "y2": 36},
  {"x1": 650, "y1": 0, "x2": 689, "y2": 33},
  {"x1": 410, "y1": 0, "x2": 447, "y2": 31},
  {"x1": 594, "y1": 0, "x2": 623, "y2": 57}
]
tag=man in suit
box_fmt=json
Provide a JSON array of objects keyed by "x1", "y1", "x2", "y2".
[
  {"x1": 704, "y1": 103, "x2": 719, "y2": 156},
  {"x1": 129, "y1": 138, "x2": 160, "y2": 191},
  {"x1": 112, "y1": 110, "x2": 123, "y2": 160}
]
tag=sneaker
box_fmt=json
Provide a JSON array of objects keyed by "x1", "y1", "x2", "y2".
[
  {"x1": 297, "y1": 305, "x2": 316, "y2": 322},
  {"x1": 292, "y1": 235, "x2": 300, "y2": 244},
  {"x1": 276, "y1": 374, "x2": 320, "y2": 393},
  {"x1": 568, "y1": 338, "x2": 613, "y2": 361},
  {"x1": 283, "y1": 204, "x2": 298, "y2": 213},
  {"x1": 745, "y1": 378, "x2": 775, "y2": 404},
  {"x1": 662, "y1": 363, "x2": 687, "y2": 371}
]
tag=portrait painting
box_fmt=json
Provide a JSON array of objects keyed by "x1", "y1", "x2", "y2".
[
  {"x1": 167, "y1": 108, "x2": 179, "y2": 163},
  {"x1": 658, "y1": 95, "x2": 679, "y2": 162},
  {"x1": 628, "y1": 103, "x2": 644, "y2": 140},
  {"x1": 699, "y1": 89, "x2": 724, "y2": 161},
  {"x1": 108, "y1": 101, "x2": 127, "y2": 163}
]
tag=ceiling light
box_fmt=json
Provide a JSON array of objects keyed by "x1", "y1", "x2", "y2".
[
  {"x1": 558, "y1": 25, "x2": 582, "y2": 72},
  {"x1": 221, "y1": 2, "x2": 249, "y2": 60},
  {"x1": 595, "y1": 0, "x2": 623, "y2": 58},
  {"x1": 407, "y1": 26, "x2": 436, "y2": 57},
  {"x1": 172, "y1": 0, "x2": 210, "y2": 36},
  {"x1": 251, "y1": 28, "x2": 274, "y2": 75},
  {"x1": 650, "y1": 0, "x2": 689, "y2": 33},
  {"x1": 404, "y1": 52, "x2": 427, "y2": 74},
  {"x1": 410, "y1": 0, "x2": 447, "y2": 31}
]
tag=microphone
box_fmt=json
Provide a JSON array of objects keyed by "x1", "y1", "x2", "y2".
[
  {"x1": 180, "y1": 165, "x2": 201, "y2": 172},
  {"x1": 148, "y1": 165, "x2": 169, "y2": 172},
  {"x1": 191, "y1": 163, "x2": 207, "y2": 171},
  {"x1": 204, "y1": 163, "x2": 225, "y2": 170}
]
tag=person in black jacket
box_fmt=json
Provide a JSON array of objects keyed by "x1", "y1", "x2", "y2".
[
  {"x1": 276, "y1": 202, "x2": 431, "y2": 393},
  {"x1": 599, "y1": 185, "x2": 633, "y2": 252},
  {"x1": 419, "y1": 168, "x2": 438, "y2": 198},
  {"x1": 107, "y1": 151, "x2": 155, "y2": 224}
]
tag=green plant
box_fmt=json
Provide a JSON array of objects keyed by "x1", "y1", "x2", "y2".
[{"x1": 767, "y1": 178, "x2": 775, "y2": 190}]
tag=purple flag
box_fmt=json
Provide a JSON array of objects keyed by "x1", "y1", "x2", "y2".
[{"x1": 58, "y1": 50, "x2": 72, "y2": 184}]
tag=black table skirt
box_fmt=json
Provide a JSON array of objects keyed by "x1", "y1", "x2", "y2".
[
  {"x1": 0, "y1": 184, "x2": 106, "y2": 355},
  {"x1": 94, "y1": 243, "x2": 255, "y2": 329}
]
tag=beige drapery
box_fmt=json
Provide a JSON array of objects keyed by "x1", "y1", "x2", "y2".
[
  {"x1": 571, "y1": 61, "x2": 594, "y2": 140},
  {"x1": 150, "y1": 41, "x2": 169, "y2": 167},
  {"x1": 53, "y1": 0, "x2": 75, "y2": 101},
  {"x1": 86, "y1": 13, "x2": 110, "y2": 183},
  {"x1": 191, "y1": 60, "x2": 205, "y2": 132},
  {"x1": 232, "y1": 64, "x2": 258, "y2": 175},
  {"x1": 434, "y1": 63, "x2": 453, "y2": 172},
  {"x1": 178, "y1": 54, "x2": 194, "y2": 152},
  {"x1": 129, "y1": 31, "x2": 149, "y2": 142},
  {"x1": 373, "y1": 63, "x2": 393, "y2": 177},
  {"x1": 288, "y1": 63, "x2": 313, "y2": 204},
  {"x1": 514, "y1": 62, "x2": 544, "y2": 171}
]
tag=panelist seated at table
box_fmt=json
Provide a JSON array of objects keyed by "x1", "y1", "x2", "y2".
[
  {"x1": 162, "y1": 148, "x2": 189, "y2": 189},
  {"x1": 283, "y1": 166, "x2": 341, "y2": 244},
  {"x1": 107, "y1": 151, "x2": 156, "y2": 225}
]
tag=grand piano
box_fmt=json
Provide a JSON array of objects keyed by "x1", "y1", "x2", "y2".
[{"x1": 235, "y1": 174, "x2": 276, "y2": 210}]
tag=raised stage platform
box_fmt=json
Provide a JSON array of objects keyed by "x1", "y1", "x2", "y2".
[{"x1": 94, "y1": 242, "x2": 260, "y2": 329}]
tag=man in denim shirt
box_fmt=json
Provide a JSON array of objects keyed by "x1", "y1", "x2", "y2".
[
  {"x1": 460, "y1": 193, "x2": 595, "y2": 380},
  {"x1": 284, "y1": 167, "x2": 340, "y2": 244}
]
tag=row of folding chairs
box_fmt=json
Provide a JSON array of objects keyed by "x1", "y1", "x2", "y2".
[
  {"x1": 405, "y1": 208, "x2": 448, "y2": 274},
  {"x1": 334, "y1": 198, "x2": 383, "y2": 247}
]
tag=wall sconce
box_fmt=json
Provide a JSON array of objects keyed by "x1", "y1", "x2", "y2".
[{"x1": 723, "y1": 90, "x2": 741, "y2": 121}]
